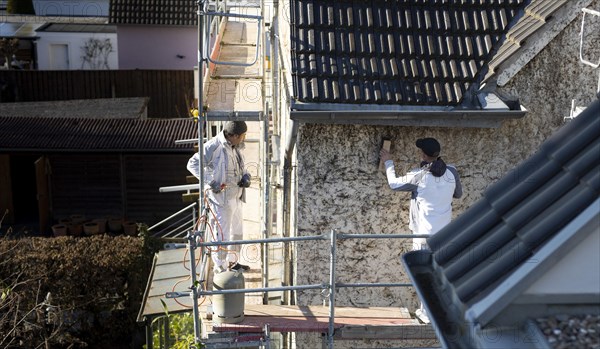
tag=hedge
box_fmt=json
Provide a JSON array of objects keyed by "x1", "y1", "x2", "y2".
[{"x1": 0, "y1": 234, "x2": 157, "y2": 348}]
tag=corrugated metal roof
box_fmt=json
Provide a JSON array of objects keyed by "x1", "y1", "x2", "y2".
[
  {"x1": 0, "y1": 98, "x2": 148, "y2": 119},
  {"x1": 0, "y1": 22, "x2": 43, "y2": 38},
  {"x1": 109, "y1": 0, "x2": 197, "y2": 26},
  {"x1": 0, "y1": 117, "x2": 198, "y2": 152},
  {"x1": 403, "y1": 99, "x2": 600, "y2": 347},
  {"x1": 290, "y1": 0, "x2": 532, "y2": 107}
]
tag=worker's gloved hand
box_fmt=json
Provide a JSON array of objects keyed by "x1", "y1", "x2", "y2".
[
  {"x1": 238, "y1": 174, "x2": 251, "y2": 188},
  {"x1": 209, "y1": 180, "x2": 223, "y2": 193}
]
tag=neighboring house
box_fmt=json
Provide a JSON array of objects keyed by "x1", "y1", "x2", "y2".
[
  {"x1": 273, "y1": 0, "x2": 599, "y2": 346},
  {"x1": 404, "y1": 100, "x2": 599, "y2": 348},
  {"x1": 1, "y1": 16, "x2": 113, "y2": 70},
  {"x1": 35, "y1": 23, "x2": 118, "y2": 70},
  {"x1": 0, "y1": 112, "x2": 196, "y2": 235},
  {"x1": 109, "y1": 0, "x2": 199, "y2": 70}
]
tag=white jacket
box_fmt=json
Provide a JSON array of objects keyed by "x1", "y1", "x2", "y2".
[
  {"x1": 384, "y1": 160, "x2": 462, "y2": 235},
  {"x1": 187, "y1": 132, "x2": 248, "y2": 206}
]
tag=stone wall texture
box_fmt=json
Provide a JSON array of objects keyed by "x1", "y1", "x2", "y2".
[{"x1": 292, "y1": 3, "x2": 599, "y2": 346}]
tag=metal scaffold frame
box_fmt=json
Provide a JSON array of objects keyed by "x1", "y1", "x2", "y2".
[
  {"x1": 166, "y1": 230, "x2": 430, "y2": 348},
  {"x1": 156, "y1": 1, "x2": 432, "y2": 348},
  {"x1": 178, "y1": 0, "x2": 267, "y2": 347}
]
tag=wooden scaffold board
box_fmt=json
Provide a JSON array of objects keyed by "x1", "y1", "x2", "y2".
[{"x1": 202, "y1": 305, "x2": 437, "y2": 340}]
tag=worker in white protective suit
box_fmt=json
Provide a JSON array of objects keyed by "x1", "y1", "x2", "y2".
[
  {"x1": 187, "y1": 121, "x2": 251, "y2": 274},
  {"x1": 380, "y1": 137, "x2": 462, "y2": 324}
]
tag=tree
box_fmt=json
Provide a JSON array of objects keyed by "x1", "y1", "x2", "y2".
[
  {"x1": 6, "y1": 0, "x2": 35, "y2": 15},
  {"x1": 0, "y1": 38, "x2": 19, "y2": 70},
  {"x1": 81, "y1": 38, "x2": 114, "y2": 70}
]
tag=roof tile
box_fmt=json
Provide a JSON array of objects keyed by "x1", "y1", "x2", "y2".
[
  {"x1": 291, "y1": 0, "x2": 541, "y2": 105},
  {"x1": 109, "y1": 0, "x2": 197, "y2": 26}
]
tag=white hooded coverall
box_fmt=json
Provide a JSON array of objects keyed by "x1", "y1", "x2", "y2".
[
  {"x1": 384, "y1": 160, "x2": 462, "y2": 249},
  {"x1": 187, "y1": 131, "x2": 249, "y2": 270}
]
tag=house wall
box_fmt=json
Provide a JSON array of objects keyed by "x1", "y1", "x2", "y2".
[
  {"x1": 292, "y1": 0, "x2": 600, "y2": 329},
  {"x1": 116, "y1": 26, "x2": 197, "y2": 70},
  {"x1": 523, "y1": 228, "x2": 600, "y2": 299},
  {"x1": 36, "y1": 32, "x2": 118, "y2": 70}
]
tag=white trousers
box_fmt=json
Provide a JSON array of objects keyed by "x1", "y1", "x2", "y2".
[
  {"x1": 413, "y1": 237, "x2": 428, "y2": 251},
  {"x1": 209, "y1": 198, "x2": 244, "y2": 269}
]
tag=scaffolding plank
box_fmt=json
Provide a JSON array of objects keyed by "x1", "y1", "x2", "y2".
[
  {"x1": 335, "y1": 324, "x2": 437, "y2": 340},
  {"x1": 222, "y1": 20, "x2": 259, "y2": 45},
  {"x1": 203, "y1": 304, "x2": 429, "y2": 339},
  {"x1": 212, "y1": 45, "x2": 261, "y2": 76},
  {"x1": 138, "y1": 249, "x2": 198, "y2": 320},
  {"x1": 206, "y1": 79, "x2": 263, "y2": 115}
]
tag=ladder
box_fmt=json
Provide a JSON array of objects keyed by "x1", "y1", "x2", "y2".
[{"x1": 164, "y1": 1, "x2": 283, "y2": 347}]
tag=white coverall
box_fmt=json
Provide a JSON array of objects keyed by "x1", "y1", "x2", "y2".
[
  {"x1": 187, "y1": 131, "x2": 249, "y2": 270},
  {"x1": 384, "y1": 159, "x2": 462, "y2": 323},
  {"x1": 383, "y1": 160, "x2": 462, "y2": 249}
]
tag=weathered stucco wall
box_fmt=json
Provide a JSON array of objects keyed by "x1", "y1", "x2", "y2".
[{"x1": 293, "y1": 0, "x2": 600, "y2": 334}]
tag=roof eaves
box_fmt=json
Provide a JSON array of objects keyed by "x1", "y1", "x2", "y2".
[
  {"x1": 465, "y1": 197, "x2": 600, "y2": 327},
  {"x1": 290, "y1": 94, "x2": 527, "y2": 128},
  {"x1": 290, "y1": 109, "x2": 527, "y2": 128}
]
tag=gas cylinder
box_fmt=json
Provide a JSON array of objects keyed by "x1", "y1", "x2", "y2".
[{"x1": 212, "y1": 270, "x2": 245, "y2": 324}]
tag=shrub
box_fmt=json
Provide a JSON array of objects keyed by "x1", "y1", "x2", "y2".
[{"x1": 0, "y1": 234, "x2": 156, "y2": 348}]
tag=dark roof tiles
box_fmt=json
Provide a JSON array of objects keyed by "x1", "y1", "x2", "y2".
[
  {"x1": 291, "y1": 0, "x2": 576, "y2": 109},
  {"x1": 290, "y1": 0, "x2": 532, "y2": 106},
  {"x1": 109, "y1": 0, "x2": 197, "y2": 26},
  {"x1": 427, "y1": 100, "x2": 600, "y2": 305}
]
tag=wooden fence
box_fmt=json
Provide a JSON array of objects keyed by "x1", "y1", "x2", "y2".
[{"x1": 0, "y1": 70, "x2": 195, "y2": 118}]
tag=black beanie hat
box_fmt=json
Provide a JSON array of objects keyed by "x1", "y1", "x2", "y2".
[
  {"x1": 416, "y1": 138, "x2": 441, "y2": 157},
  {"x1": 224, "y1": 121, "x2": 248, "y2": 136}
]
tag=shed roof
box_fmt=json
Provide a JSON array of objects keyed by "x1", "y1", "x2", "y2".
[
  {"x1": 0, "y1": 98, "x2": 148, "y2": 119},
  {"x1": 403, "y1": 99, "x2": 600, "y2": 348},
  {"x1": 0, "y1": 22, "x2": 42, "y2": 38},
  {"x1": 109, "y1": 0, "x2": 197, "y2": 26},
  {"x1": 36, "y1": 23, "x2": 117, "y2": 33},
  {"x1": 0, "y1": 117, "x2": 197, "y2": 152},
  {"x1": 289, "y1": 0, "x2": 572, "y2": 109}
]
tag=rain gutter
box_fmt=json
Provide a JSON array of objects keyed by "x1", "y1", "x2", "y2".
[{"x1": 290, "y1": 108, "x2": 527, "y2": 128}]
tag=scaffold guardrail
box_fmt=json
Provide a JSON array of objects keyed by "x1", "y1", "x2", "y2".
[{"x1": 166, "y1": 229, "x2": 430, "y2": 349}]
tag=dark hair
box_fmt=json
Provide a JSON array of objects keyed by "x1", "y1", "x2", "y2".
[
  {"x1": 421, "y1": 157, "x2": 447, "y2": 177},
  {"x1": 223, "y1": 121, "x2": 248, "y2": 136}
]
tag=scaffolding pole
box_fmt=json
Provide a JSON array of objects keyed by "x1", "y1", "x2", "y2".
[
  {"x1": 166, "y1": 229, "x2": 430, "y2": 347},
  {"x1": 190, "y1": 1, "x2": 265, "y2": 346}
]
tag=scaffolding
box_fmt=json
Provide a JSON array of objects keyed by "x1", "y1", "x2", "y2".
[
  {"x1": 164, "y1": 230, "x2": 432, "y2": 348},
  {"x1": 143, "y1": 1, "x2": 434, "y2": 348}
]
